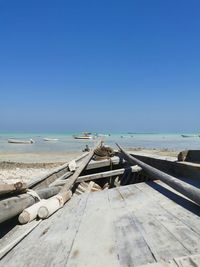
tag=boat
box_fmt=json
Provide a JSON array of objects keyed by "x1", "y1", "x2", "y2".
[
  {"x1": 181, "y1": 134, "x2": 197, "y2": 138},
  {"x1": 73, "y1": 132, "x2": 93, "y2": 140},
  {"x1": 8, "y1": 139, "x2": 35, "y2": 144},
  {"x1": 43, "y1": 138, "x2": 59, "y2": 141},
  {"x1": 1, "y1": 142, "x2": 200, "y2": 266},
  {"x1": 97, "y1": 133, "x2": 111, "y2": 137},
  {"x1": 74, "y1": 136, "x2": 92, "y2": 140}
]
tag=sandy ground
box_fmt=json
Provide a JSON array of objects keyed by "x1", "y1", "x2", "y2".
[
  {"x1": 0, "y1": 151, "x2": 82, "y2": 184},
  {"x1": 127, "y1": 147, "x2": 179, "y2": 157},
  {"x1": 0, "y1": 149, "x2": 178, "y2": 184}
]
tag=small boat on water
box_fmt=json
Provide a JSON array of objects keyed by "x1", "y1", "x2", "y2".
[
  {"x1": 181, "y1": 134, "x2": 197, "y2": 138},
  {"x1": 73, "y1": 132, "x2": 93, "y2": 140},
  {"x1": 43, "y1": 138, "x2": 59, "y2": 141},
  {"x1": 8, "y1": 138, "x2": 35, "y2": 144},
  {"x1": 74, "y1": 135, "x2": 93, "y2": 140}
]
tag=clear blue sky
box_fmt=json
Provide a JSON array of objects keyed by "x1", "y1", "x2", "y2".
[{"x1": 0, "y1": 0, "x2": 200, "y2": 133}]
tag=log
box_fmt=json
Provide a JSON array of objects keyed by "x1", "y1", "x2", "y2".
[
  {"x1": 0, "y1": 186, "x2": 60, "y2": 224},
  {"x1": 0, "y1": 182, "x2": 27, "y2": 195},
  {"x1": 50, "y1": 165, "x2": 142, "y2": 187},
  {"x1": 18, "y1": 200, "x2": 47, "y2": 224},
  {"x1": 117, "y1": 144, "x2": 200, "y2": 206},
  {"x1": 38, "y1": 191, "x2": 72, "y2": 219}
]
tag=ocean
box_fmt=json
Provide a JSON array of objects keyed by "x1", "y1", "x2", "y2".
[{"x1": 0, "y1": 133, "x2": 200, "y2": 153}]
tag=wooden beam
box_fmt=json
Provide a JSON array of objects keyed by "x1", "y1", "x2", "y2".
[
  {"x1": 117, "y1": 143, "x2": 200, "y2": 206},
  {"x1": 50, "y1": 165, "x2": 142, "y2": 187},
  {"x1": 28, "y1": 152, "x2": 89, "y2": 189},
  {"x1": 0, "y1": 182, "x2": 27, "y2": 196},
  {"x1": 37, "y1": 140, "x2": 102, "y2": 219}
]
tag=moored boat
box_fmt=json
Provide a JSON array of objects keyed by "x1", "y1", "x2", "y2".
[
  {"x1": 73, "y1": 132, "x2": 93, "y2": 140},
  {"x1": 8, "y1": 139, "x2": 35, "y2": 144},
  {"x1": 181, "y1": 134, "x2": 197, "y2": 138},
  {"x1": 43, "y1": 138, "x2": 59, "y2": 141}
]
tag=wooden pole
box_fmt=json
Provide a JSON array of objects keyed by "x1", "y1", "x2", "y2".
[
  {"x1": 0, "y1": 182, "x2": 27, "y2": 196},
  {"x1": 38, "y1": 140, "x2": 102, "y2": 219},
  {"x1": 49, "y1": 165, "x2": 142, "y2": 187},
  {"x1": 0, "y1": 186, "x2": 60, "y2": 224},
  {"x1": 117, "y1": 143, "x2": 200, "y2": 206},
  {"x1": 29, "y1": 152, "x2": 89, "y2": 189}
]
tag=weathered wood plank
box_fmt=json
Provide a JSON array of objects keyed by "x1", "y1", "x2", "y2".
[
  {"x1": 66, "y1": 190, "x2": 121, "y2": 267},
  {"x1": 117, "y1": 145, "x2": 200, "y2": 206},
  {"x1": 107, "y1": 188, "x2": 156, "y2": 267},
  {"x1": 118, "y1": 185, "x2": 190, "y2": 261},
  {"x1": 138, "y1": 181, "x2": 200, "y2": 235},
  {"x1": 134, "y1": 183, "x2": 200, "y2": 255},
  {"x1": 0, "y1": 220, "x2": 41, "y2": 259},
  {"x1": 50, "y1": 165, "x2": 141, "y2": 187},
  {"x1": 0, "y1": 195, "x2": 88, "y2": 267},
  {"x1": 29, "y1": 152, "x2": 89, "y2": 189},
  {"x1": 174, "y1": 254, "x2": 200, "y2": 266}
]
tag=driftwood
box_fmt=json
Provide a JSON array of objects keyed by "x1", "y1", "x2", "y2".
[
  {"x1": 117, "y1": 144, "x2": 200, "y2": 206},
  {"x1": 37, "y1": 141, "x2": 102, "y2": 219},
  {"x1": 0, "y1": 182, "x2": 27, "y2": 196}
]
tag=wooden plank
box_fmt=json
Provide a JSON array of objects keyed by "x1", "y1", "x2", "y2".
[
  {"x1": 135, "y1": 183, "x2": 200, "y2": 255},
  {"x1": 118, "y1": 185, "x2": 190, "y2": 261},
  {"x1": 117, "y1": 145, "x2": 200, "y2": 206},
  {"x1": 174, "y1": 254, "x2": 200, "y2": 266},
  {"x1": 59, "y1": 140, "x2": 101, "y2": 194},
  {"x1": 29, "y1": 152, "x2": 89, "y2": 189},
  {"x1": 107, "y1": 188, "x2": 156, "y2": 267},
  {"x1": 138, "y1": 261, "x2": 177, "y2": 267},
  {"x1": 0, "y1": 194, "x2": 89, "y2": 267},
  {"x1": 0, "y1": 220, "x2": 41, "y2": 259},
  {"x1": 66, "y1": 190, "x2": 121, "y2": 267},
  {"x1": 50, "y1": 165, "x2": 141, "y2": 187},
  {"x1": 85, "y1": 156, "x2": 125, "y2": 170},
  {"x1": 137, "y1": 181, "x2": 200, "y2": 235}
]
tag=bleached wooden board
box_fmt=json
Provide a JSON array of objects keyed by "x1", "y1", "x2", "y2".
[
  {"x1": 0, "y1": 195, "x2": 88, "y2": 267},
  {"x1": 1, "y1": 181, "x2": 200, "y2": 267}
]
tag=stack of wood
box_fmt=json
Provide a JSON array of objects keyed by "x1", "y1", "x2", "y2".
[{"x1": 74, "y1": 181, "x2": 102, "y2": 195}]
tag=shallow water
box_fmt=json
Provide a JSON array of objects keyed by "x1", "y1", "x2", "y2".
[{"x1": 0, "y1": 133, "x2": 200, "y2": 153}]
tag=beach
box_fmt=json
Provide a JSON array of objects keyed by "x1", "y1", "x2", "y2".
[
  {"x1": 0, "y1": 148, "x2": 178, "y2": 185},
  {"x1": 1, "y1": 132, "x2": 199, "y2": 184}
]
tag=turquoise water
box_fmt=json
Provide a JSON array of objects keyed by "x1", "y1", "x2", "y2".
[{"x1": 0, "y1": 133, "x2": 200, "y2": 153}]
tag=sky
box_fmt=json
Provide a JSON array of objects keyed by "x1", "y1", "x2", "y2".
[{"x1": 0, "y1": 0, "x2": 200, "y2": 133}]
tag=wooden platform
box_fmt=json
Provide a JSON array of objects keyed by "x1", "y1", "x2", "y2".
[{"x1": 1, "y1": 181, "x2": 200, "y2": 267}]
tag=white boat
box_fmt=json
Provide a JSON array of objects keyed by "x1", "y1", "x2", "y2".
[
  {"x1": 43, "y1": 138, "x2": 59, "y2": 141},
  {"x1": 181, "y1": 134, "x2": 197, "y2": 138},
  {"x1": 74, "y1": 135, "x2": 93, "y2": 140},
  {"x1": 73, "y1": 132, "x2": 93, "y2": 140},
  {"x1": 8, "y1": 139, "x2": 35, "y2": 144}
]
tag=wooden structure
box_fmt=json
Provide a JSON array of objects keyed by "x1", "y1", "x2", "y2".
[
  {"x1": 0, "y1": 144, "x2": 200, "y2": 266},
  {"x1": 0, "y1": 180, "x2": 200, "y2": 266}
]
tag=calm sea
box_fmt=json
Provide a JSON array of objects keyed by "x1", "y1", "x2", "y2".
[{"x1": 0, "y1": 133, "x2": 200, "y2": 153}]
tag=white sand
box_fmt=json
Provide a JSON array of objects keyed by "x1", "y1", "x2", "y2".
[
  {"x1": 0, "y1": 149, "x2": 178, "y2": 185},
  {"x1": 0, "y1": 151, "x2": 82, "y2": 184}
]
